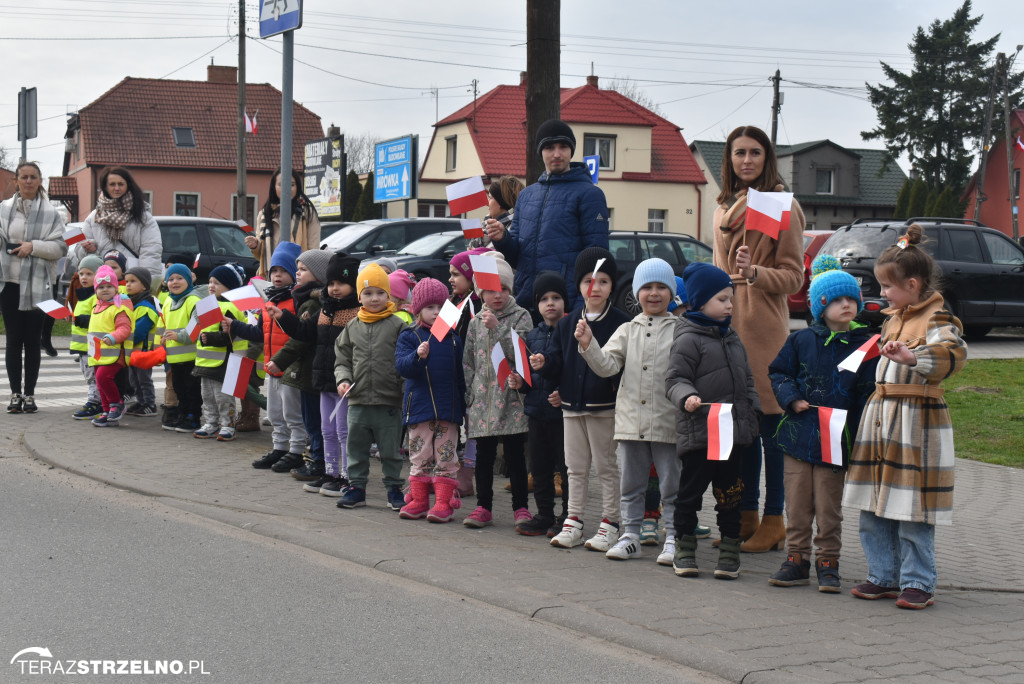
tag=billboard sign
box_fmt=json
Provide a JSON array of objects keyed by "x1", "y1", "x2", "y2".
[{"x1": 304, "y1": 136, "x2": 343, "y2": 219}]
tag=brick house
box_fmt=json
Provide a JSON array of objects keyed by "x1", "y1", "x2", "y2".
[{"x1": 962, "y1": 108, "x2": 1023, "y2": 240}]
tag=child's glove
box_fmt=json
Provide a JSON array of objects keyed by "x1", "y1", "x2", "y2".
[{"x1": 129, "y1": 347, "x2": 167, "y2": 369}]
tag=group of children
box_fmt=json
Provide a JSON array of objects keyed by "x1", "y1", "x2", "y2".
[{"x1": 62, "y1": 222, "x2": 965, "y2": 610}]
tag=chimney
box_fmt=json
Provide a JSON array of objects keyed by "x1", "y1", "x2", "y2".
[
  {"x1": 586, "y1": 75, "x2": 599, "y2": 88},
  {"x1": 520, "y1": 71, "x2": 528, "y2": 87},
  {"x1": 207, "y1": 65, "x2": 238, "y2": 84}
]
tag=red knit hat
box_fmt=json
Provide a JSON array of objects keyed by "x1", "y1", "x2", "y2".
[{"x1": 410, "y1": 278, "x2": 450, "y2": 315}]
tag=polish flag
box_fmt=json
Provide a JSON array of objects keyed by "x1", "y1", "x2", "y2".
[
  {"x1": 469, "y1": 254, "x2": 502, "y2": 292},
  {"x1": 221, "y1": 353, "x2": 256, "y2": 399},
  {"x1": 706, "y1": 403, "x2": 734, "y2": 461},
  {"x1": 235, "y1": 219, "x2": 254, "y2": 234},
  {"x1": 430, "y1": 299, "x2": 462, "y2": 341},
  {"x1": 195, "y1": 294, "x2": 224, "y2": 330},
  {"x1": 586, "y1": 257, "x2": 607, "y2": 299},
  {"x1": 460, "y1": 218, "x2": 484, "y2": 239},
  {"x1": 186, "y1": 316, "x2": 202, "y2": 342},
  {"x1": 1017, "y1": 136, "x2": 1024, "y2": 153},
  {"x1": 36, "y1": 299, "x2": 73, "y2": 319},
  {"x1": 62, "y1": 226, "x2": 86, "y2": 246},
  {"x1": 87, "y1": 334, "x2": 102, "y2": 361},
  {"x1": 838, "y1": 334, "x2": 882, "y2": 373},
  {"x1": 223, "y1": 284, "x2": 264, "y2": 312},
  {"x1": 245, "y1": 111, "x2": 258, "y2": 135},
  {"x1": 446, "y1": 176, "x2": 488, "y2": 215},
  {"x1": 192, "y1": 253, "x2": 201, "y2": 270},
  {"x1": 511, "y1": 328, "x2": 532, "y2": 387},
  {"x1": 818, "y1": 406, "x2": 848, "y2": 466},
  {"x1": 490, "y1": 342, "x2": 511, "y2": 390},
  {"x1": 153, "y1": 297, "x2": 162, "y2": 317},
  {"x1": 745, "y1": 189, "x2": 794, "y2": 239},
  {"x1": 458, "y1": 295, "x2": 475, "y2": 319}
]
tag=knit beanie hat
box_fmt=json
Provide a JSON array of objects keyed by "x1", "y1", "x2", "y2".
[
  {"x1": 573, "y1": 246, "x2": 617, "y2": 292},
  {"x1": 297, "y1": 248, "x2": 330, "y2": 284},
  {"x1": 631, "y1": 257, "x2": 676, "y2": 298},
  {"x1": 94, "y1": 265, "x2": 119, "y2": 290},
  {"x1": 449, "y1": 246, "x2": 491, "y2": 282},
  {"x1": 102, "y1": 249, "x2": 128, "y2": 274},
  {"x1": 668, "y1": 275, "x2": 688, "y2": 313},
  {"x1": 209, "y1": 263, "x2": 245, "y2": 291},
  {"x1": 269, "y1": 241, "x2": 302, "y2": 276},
  {"x1": 125, "y1": 266, "x2": 153, "y2": 293},
  {"x1": 473, "y1": 251, "x2": 514, "y2": 296},
  {"x1": 411, "y1": 277, "x2": 450, "y2": 315},
  {"x1": 533, "y1": 270, "x2": 569, "y2": 308},
  {"x1": 326, "y1": 251, "x2": 359, "y2": 288},
  {"x1": 683, "y1": 262, "x2": 734, "y2": 312},
  {"x1": 535, "y1": 119, "x2": 576, "y2": 156},
  {"x1": 357, "y1": 263, "x2": 390, "y2": 296},
  {"x1": 388, "y1": 269, "x2": 415, "y2": 301},
  {"x1": 376, "y1": 257, "x2": 398, "y2": 274},
  {"x1": 809, "y1": 254, "x2": 863, "y2": 321},
  {"x1": 164, "y1": 263, "x2": 193, "y2": 287},
  {"x1": 78, "y1": 254, "x2": 103, "y2": 274}
]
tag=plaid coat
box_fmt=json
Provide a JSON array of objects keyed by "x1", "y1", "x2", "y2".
[{"x1": 843, "y1": 292, "x2": 967, "y2": 525}]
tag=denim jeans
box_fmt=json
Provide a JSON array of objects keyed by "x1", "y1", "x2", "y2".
[
  {"x1": 859, "y1": 511, "x2": 937, "y2": 593},
  {"x1": 739, "y1": 413, "x2": 785, "y2": 516},
  {"x1": 300, "y1": 390, "x2": 324, "y2": 462}
]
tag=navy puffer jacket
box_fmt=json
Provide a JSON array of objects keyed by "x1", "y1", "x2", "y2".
[
  {"x1": 395, "y1": 325, "x2": 466, "y2": 426},
  {"x1": 519, "y1": 319, "x2": 562, "y2": 421}
]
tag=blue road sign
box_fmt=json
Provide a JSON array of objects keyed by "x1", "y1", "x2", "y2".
[
  {"x1": 374, "y1": 136, "x2": 415, "y2": 203},
  {"x1": 584, "y1": 155, "x2": 600, "y2": 184},
  {"x1": 260, "y1": 0, "x2": 302, "y2": 38}
]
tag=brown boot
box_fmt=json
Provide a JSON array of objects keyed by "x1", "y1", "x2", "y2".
[
  {"x1": 713, "y1": 510, "x2": 760, "y2": 547},
  {"x1": 234, "y1": 398, "x2": 261, "y2": 432},
  {"x1": 741, "y1": 513, "x2": 786, "y2": 553}
]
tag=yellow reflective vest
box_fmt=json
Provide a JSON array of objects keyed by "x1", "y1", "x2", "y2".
[
  {"x1": 194, "y1": 300, "x2": 247, "y2": 368},
  {"x1": 70, "y1": 293, "x2": 96, "y2": 353},
  {"x1": 163, "y1": 293, "x2": 201, "y2": 364},
  {"x1": 86, "y1": 300, "x2": 134, "y2": 367}
]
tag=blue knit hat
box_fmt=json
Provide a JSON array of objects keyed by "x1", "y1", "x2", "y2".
[
  {"x1": 631, "y1": 258, "x2": 676, "y2": 298},
  {"x1": 209, "y1": 263, "x2": 245, "y2": 291},
  {"x1": 668, "y1": 275, "x2": 688, "y2": 313},
  {"x1": 809, "y1": 254, "x2": 862, "y2": 321},
  {"x1": 683, "y1": 262, "x2": 733, "y2": 311},
  {"x1": 269, "y1": 241, "x2": 302, "y2": 276},
  {"x1": 165, "y1": 263, "x2": 193, "y2": 287}
]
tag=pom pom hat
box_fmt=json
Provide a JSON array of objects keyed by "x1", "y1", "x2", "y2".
[
  {"x1": 209, "y1": 263, "x2": 245, "y2": 291},
  {"x1": 809, "y1": 254, "x2": 863, "y2": 321}
]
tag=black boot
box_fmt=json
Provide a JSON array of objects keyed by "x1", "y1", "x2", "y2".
[
  {"x1": 271, "y1": 452, "x2": 305, "y2": 473},
  {"x1": 252, "y1": 449, "x2": 287, "y2": 469},
  {"x1": 290, "y1": 458, "x2": 325, "y2": 481}
]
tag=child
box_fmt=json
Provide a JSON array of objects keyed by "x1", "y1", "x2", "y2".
[
  {"x1": 767, "y1": 256, "x2": 878, "y2": 592},
  {"x1": 576, "y1": 258, "x2": 683, "y2": 565},
  {"x1": 844, "y1": 224, "x2": 967, "y2": 610},
  {"x1": 86, "y1": 265, "x2": 134, "y2": 427},
  {"x1": 531, "y1": 247, "x2": 628, "y2": 550},
  {"x1": 159, "y1": 263, "x2": 203, "y2": 432},
  {"x1": 70, "y1": 255, "x2": 103, "y2": 420},
  {"x1": 123, "y1": 267, "x2": 159, "y2": 417},
  {"x1": 514, "y1": 271, "x2": 569, "y2": 537},
  {"x1": 277, "y1": 251, "x2": 362, "y2": 496},
  {"x1": 102, "y1": 249, "x2": 127, "y2": 286},
  {"x1": 665, "y1": 262, "x2": 761, "y2": 579},
  {"x1": 334, "y1": 263, "x2": 408, "y2": 510},
  {"x1": 395, "y1": 277, "x2": 466, "y2": 522},
  {"x1": 461, "y1": 253, "x2": 533, "y2": 528},
  {"x1": 388, "y1": 269, "x2": 416, "y2": 325},
  {"x1": 193, "y1": 263, "x2": 247, "y2": 441}
]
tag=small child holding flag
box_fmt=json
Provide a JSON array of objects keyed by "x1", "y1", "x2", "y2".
[
  {"x1": 86, "y1": 265, "x2": 134, "y2": 427},
  {"x1": 158, "y1": 263, "x2": 203, "y2": 432},
  {"x1": 70, "y1": 254, "x2": 103, "y2": 420},
  {"x1": 123, "y1": 266, "x2": 160, "y2": 417}
]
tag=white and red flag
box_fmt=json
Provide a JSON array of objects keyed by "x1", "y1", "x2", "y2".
[
  {"x1": 235, "y1": 218, "x2": 254, "y2": 234},
  {"x1": 62, "y1": 226, "x2": 86, "y2": 246},
  {"x1": 186, "y1": 316, "x2": 202, "y2": 342},
  {"x1": 469, "y1": 254, "x2": 502, "y2": 292},
  {"x1": 458, "y1": 295, "x2": 475, "y2": 319},
  {"x1": 223, "y1": 284, "x2": 264, "y2": 312},
  {"x1": 586, "y1": 257, "x2": 607, "y2": 299},
  {"x1": 195, "y1": 294, "x2": 224, "y2": 330},
  {"x1": 460, "y1": 218, "x2": 484, "y2": 240},
  {"x1": 490, "y1": 342, "x2": 511, "y2": 390},
  {"x1": 245, "y1": 110, "x2": 258, "y2": 135},
  {"x1": 745, "y1": 188, "x2": 791, "y2": 240},
  {"x1": 838, "y1": 334, "x2": 882, "y2": 373},
  {"x1": 36, "y1": 299, "x2": 72, "y2": 319},
  {"x1": 511, "y1": 328, "x2": 532, "y2": 387},
  {"x1": 1017, "y1": 136, "x2": 1024, "y2": 153},
  {"x1": 430, "y1": 299, "x2": 462, "y2": 341},
  {"x1": 446, "y1": 176, "x2": 488, "y2": 215},
  {"x1": 86, "y1": 334, "x2": 102, "y2": 361},
  {"x1": 818, "y1": 406, "x2": 848, "y2": 466},
  {"x1": 222, "y1": 353, "x2": 256, "y2": 399},
  {"x1": 706, "y1": 403, "x2": 734, "y2": 461},
  {"x1": 192, "y1": 253, "x2": 202, "y2": 270}
]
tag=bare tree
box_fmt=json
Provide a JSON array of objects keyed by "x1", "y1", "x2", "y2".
[
  {"x1": 0, "y1": 145, "x2": 10, "y2": 170},
  {"x1": 605, "y1": 77, "x2": 663, "y2": 116},
  {"x1": 343, "y1": 132, "x2": 383, "y2": 174}
]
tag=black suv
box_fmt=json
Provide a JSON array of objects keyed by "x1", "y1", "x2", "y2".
[
  {"x1": 818, "y1": 217, "x2": 1024, "y2": 338},
  {"x1": 156, "y1": 216, "x2": 259, "y2": 283},
  {"x1": 608, "y1": 231, "x2": 713, "y2": 314}
]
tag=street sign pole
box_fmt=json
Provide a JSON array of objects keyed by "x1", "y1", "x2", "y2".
[
  {"x1": 18, "y1": 86, "x2": 38, "y2": 164},
  {"x1": 280, "y1": 30, "x2": 293, "y2": 237}
]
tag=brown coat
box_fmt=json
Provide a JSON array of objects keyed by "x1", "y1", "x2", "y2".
[
  {"x1": 713, "y1": 188, "x2": 805, "y2": 414},
  {"x1": 251, "y1": 199, "x2": 321, "y2": 278}
]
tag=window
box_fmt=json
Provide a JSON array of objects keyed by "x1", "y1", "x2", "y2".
[
  {"x1": 583, "y1": 134, "x2": 616, "y2": 170},
  {"x1": 174, "y1": 192, "x2": 199, "y2": 217},
  {"x1": 159, "y1": 224, "x2": 200, "y2": 255},
  {"x1": 981, "y1": 232, "x2": 1024, "y2": 265},
  {"x1": 608, "y1": 237, "x2": 637, "y2": 265},
  {"x1": 172, "y1": 127, "x2": 196, "y2": 148},
  {"x1": 648, "y1": 209, "x2": 667, "y2": 233},
  {"x1": 680, "y1": 239, "x2": 713, "y2": 264},
  {"x1": 418, "y1": 201, "x2": 449, "y2": 218},
  {"x1": 231, "y1": 194, "x2": 258, "y2": 225},
  {"x1": 207, "y1": 223, "x2": 251, "y2": 258},
  {"x1": 942, "y1": 230, "x2": 983, "y2": 263},
  {"x1": 816, "y1": 169, "x2": 834, "y2": 194},
  {"x1": 353, "y1": 225, "x2": 406, "y2": 253},
  {"x1": 445, "y1": 136, "x2": 457, "y2": 172},
  {"x1": 642, "y1": 238, "x2": 680, "y2": 265},
  {"x1": 142, "y1": 191, "x2": 153, "y2": 209}
]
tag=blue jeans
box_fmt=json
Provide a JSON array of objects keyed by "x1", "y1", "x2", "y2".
[
  {"x1": 739, "y1": 413, "x2": 785, "y2": 516},
  {"x1": 300, "y1": 390, "x2": 324, "y2": 462},
  {"x1": 859, "y1": 511, "x2": 937, "y2": 593}
]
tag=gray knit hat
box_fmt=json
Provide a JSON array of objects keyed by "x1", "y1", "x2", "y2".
[{"x1": 297, "y1": 248, "x2": 330, "y2": 284}]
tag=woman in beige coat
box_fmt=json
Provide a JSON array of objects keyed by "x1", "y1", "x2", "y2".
[
  {"x1": 246, "y1": 168, "x2": 321, "y2": 278},
  {"x1": 712, "y1": 125, "x2": 805, "y2": 552}
]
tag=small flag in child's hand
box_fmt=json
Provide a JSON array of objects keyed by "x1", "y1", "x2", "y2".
[
  {"x1": 586, "y1": 257, "x2": 607, "y2": 299},
  {"x1": 706, "y1": 403, "x2": 734, "y2": 461},
  {"x1": 745, "y1": 188, "x2": 786, "y2": 240},
  {"x1": 153, "y1": 297, "x2": 162, "y2": 317},
  {"x1": 446, "y1": 176, "x2": 488, "y2": 215},
  {"x1": 469, "y1": 254, "x2": 502, "y2": 292},
  {"x1": 235, "y1": 219, "x2": 254, "y2": 234},
  {"x1": 193, "y1": 253, "x2": 201, "y2": 269},
  {"x1": 511, "y1": 328, "x2": 532, "y2": 387},
  {"x1": 329, "y1": 389, "x2": 352, "y2": 421},
  {"x1": 62, "y1": 226, "x2": 86, "y2": 246},
  {"x1": 195, "y1": 294, "x2": 224, "y2": 330},
  {"x1": 490, "y1": 342, "x2": 511, "y2": 390},
  {"x1": 460, "y1": 218, "x2": 484, "y2": 239},
  {"x1": 838, "y1": 333, "x2": 881, "y2": 373},
  {"x1": 36, "y1": 299, "x2": 72, "y2": 319},
  {"x1": 430, "y1": 299, "x2": 462, "y2": 341},
  {"x1": 246, "y1": 311, "x2": 257, "y2": 326},
  {"x1": 186, "y1": 316, "x2": 202, "y2": 342},
  {"x1": 818, "y1": 406, "x2": 848, "y2": 466},
  {"x1": 221, "y1": 353, "x2": 256, "y2": 399},
  {"x1": 458, "y1": 295, "x2": 475, "y2": 319},
  {"x1": 87, "y1": 334, "x2": 102, "y2": 361},
  {"x1": 223, "y1": 284, "x2": 264, "y2": 311}
]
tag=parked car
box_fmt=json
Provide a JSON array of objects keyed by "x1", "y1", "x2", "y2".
[
  {"x1": 359, "y1": 231, "x2": 469, "y2": 287},
  {"x1": 319, "y1": 218, "x2": 463, "y2": 261},
  {"x1": 788, "y1": 229, "x2": 835, "y2": 319},
  {"x1": 607, "y1": 231, "x2": 713, "y2": 314},
  {"x1": 319, "y1": 221, "x2": 357, "y2": 242},
  {"x1": 818, "y1": 217, "x2": 1024, "y2": 338}
]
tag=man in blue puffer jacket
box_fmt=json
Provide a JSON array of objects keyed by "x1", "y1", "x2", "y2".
[{"x1": 485, "y1": 119, "x2": 610, "y2": 311}]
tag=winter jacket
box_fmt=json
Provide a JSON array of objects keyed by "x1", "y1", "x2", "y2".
[
  {"x1": 492, "y1": 163, "x2": 609, "y2": 310},
  {"x1": 273, "y1": 282, "x2": 321, "y2": 392},
  {"x1": 0, "y1": 194, "x2": 67, "y2": 310},
  {"x1": 519, "y1": 319, "x2": 562, "y2": 421},
  {"x1": 769, "y1": 322, "x2": 879, "y2": 467},
  {"x1": 228, "y1": 284, "x2": 295, "y2": 377},
  {"x1": 540, "y1": 301, "x2": 628, "y2": 412},
  {"x1": 277, "y1": 291, "x2": 360, "y2": 393},
  {"x1": 395, "y1": 324, "x2": 466, "y2": 426},
  {"x1": 579, "y1": 313, "x2": 677, "y2": 443},
  {"x1": 665, "y1": 316, "x2": 762, "y2": 455},
  {"x1": 334, "y1": 312, "x2": 407, "y2": 407},
  {"x1": 76, "y1": 207, "x2": 162, "y2": 282},
  {"x1": 462, "y1": 300, "x2": 533, "y2": 438}
]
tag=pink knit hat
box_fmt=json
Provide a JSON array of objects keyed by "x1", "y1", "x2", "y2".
[
  {"x1": 388, "y1": 269, "x2": 415, "y2": 301},
  {"x1": 94, "y1": 265, "x2": 119, "y2": 289},
  {"x1": 410, "y1": 278, "x2": 450, "y2": 315},
  {"x1": 449, "y1": 246, "x2": 492, "y2": 282}
]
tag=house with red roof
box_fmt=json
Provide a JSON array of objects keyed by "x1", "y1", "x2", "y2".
[
  {"x1": 59, "y1": 65, "x2": 323, "y2": 222},
  {"x1": 962, "y1": 108, "x2": 1024, "y2": 240},
  {"x1": 403, "y1": 74, "x2": 707, "y2": 239}
]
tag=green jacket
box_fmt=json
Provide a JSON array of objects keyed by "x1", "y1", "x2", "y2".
[{"x1": 334, "y1": 311, "x2": 407, "y2": 407}]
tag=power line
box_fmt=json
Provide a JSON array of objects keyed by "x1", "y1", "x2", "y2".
[{"x1": 689, "y1": 85, "x2": 769, "y2": 139}]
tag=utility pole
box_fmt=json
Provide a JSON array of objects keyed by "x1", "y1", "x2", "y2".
[
  {"x1": 974, "y1": 54, "x2": 1001, "y2": 222},
  {"x1": 525, "y1": 0, "x2": 560, "y2": 185},
  {"x1": 1003, "y1": 47, "x2": 1022, "y2": 241},
  {"x1": 770, "y1": 70, "x2": 781, "y2": 147},
  {"x1": 235, "y1": 0, "x2": 247, "y2": 225},
  {"x1": 471, "y1": 79, "x2": 479, "y2": 133}
]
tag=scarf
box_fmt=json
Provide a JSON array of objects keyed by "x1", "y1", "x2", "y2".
[
  {"x1": 0, "y1": 194, "x2": 66, "y2": 310},
  {"x1": 129, "y1": 290, "x2": 154, "y2": 308},
  {"x1": 167, "y1": 282, "x2": 195, "y2": 303},
  {"x1": 320, "y1": 288, "x2": 359, "y2": 316},
  {"x1": 94, "y1": 192, "x2": 134, "y2": 243},
  {"x1": 264, "y1": 282, "x2": 295, "y2": 303},
  {"x1": 685, "y1": 310, "x2": 732, "y2": 336},
  {"x1": 357, "y1": 300, "x2": 396, "y2": 323}
]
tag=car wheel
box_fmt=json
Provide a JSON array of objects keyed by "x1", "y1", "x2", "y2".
[{"x1": 617, "y1": 287, "x2": 641, "y2": 316}]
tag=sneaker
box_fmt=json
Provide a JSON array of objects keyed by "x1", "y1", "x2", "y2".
[
  {"x1": 816, "y1": 558, "x2": 841, "y2": 594},
  {"x1": 252, "y1": 449, "x2": 287, "y2": 469},
  {"x1": 73, "y1": 401, "x2": 103, "y2": 420},
  {"x1": 319, "y1": 477, "x2": 349, "y2": 497},
  {"x1": 694, "y1": 524, "x2": 712, "y2": 539},
  {"x1": 369, "y1": 443, "x2": 380, "y2": 460},
  {"x1": 851, "y1": 581, "x2": 900, "y2": 600},
  {"x1": 769, "y1": 554, "x2": 811, "y2": 587},
  {"x1": 216, "y1": 426, "x2": 236, "y2": 442},
  {"x1": 584, "y1": 520, "x2": 619, "y2": 552},
  {"x1": 657, "y1": 538, "x2": 676, "y2": 566},
  {"x1": 547, "y1": 516, "x2": 565, "y2": 539},
  {"x1": 124, "y1": 402, "x2": 143, "y2": 415},
  {"x1": 91, "y1": 414, "x2": 113, "y2": 427},
  {"x1": 270, "y1": 452, "x2": 304, "y2": 473},
  {"x1": 303, "y1": 474, "x2": 335, "y2": 493},
  {"x1": 386, "y1": 485, "x2": 405, "y2": 511},
  {"x1": 127, "y1": 403, "x2": 158, "y2": 417},
  {"x1": 105, "y1": 402, "x2": 125, "y2": 423},
  {"x1": 550, "y1": 518, "x2": 584, "y2": 548},
  {"x1": 291, "y1": 459, "x2": 326, "y2": 481},
  {"x1": 895, "y1": 588, "x2": 935, "y2": 610},
  {"x1": 639, "y1": 518, "x2": 660, "y2": 546},
  {"x1": 462, "y1": 506, "x2": 493, "y2": 528},
  {"x1": 606, "y1": 534, "x2": 642, "y2": 560},
  {"x1": 261, "y1": 416, "x2": 272, "y2": 426},
  {"x1": 337, "y1": 486, "x2": 366, "y2": 509},
  {"x1": 7, "y1": 393, "x2": 23, "y2": 414},
  {"x1": 512, "y1": 507, "x2": 533, "y2": 527},
  {"x1": 174, "y1": 414, "x2": 199, "y2": 433},
  {"x1": 516, "y1": 516, "x2": 554, "y2": 537},
  {"x1": 21, "y1": 395, "x2": 37, "y2": 413},
  {"x1": 161, "y1": 407, "x2": 180, "y2": 431},
  {"x1": 193, "y1": 423, "x2": 219, "y2": 439}
]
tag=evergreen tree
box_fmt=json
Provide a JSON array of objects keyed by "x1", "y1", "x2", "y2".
[
  {"x1": 353, "y1": 172, "x2": 379, "y2": 222},
  {"x1": 893, "y1": 179, "x2": 912, "y2": 218},
  {"x1": 906, "y1": 178, "x2": 930, "y2": 218},
  {"x1": 922, "y1": 188, "x2": 940, "y2": 217},
  {"x1": 934, "y1": 186, "x2": 956, "y2": 217},
  {"x1": 343, "y1": 170, "x2": 362, "y2": 221}
]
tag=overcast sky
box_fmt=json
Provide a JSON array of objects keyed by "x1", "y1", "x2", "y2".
[{"x1": 2, "y1": 0, "x2": 1019, "y2": 184}]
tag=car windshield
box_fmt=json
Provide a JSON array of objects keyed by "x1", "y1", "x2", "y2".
[
  {"x1": 821, "y1": 225, "x2": 901, "y2": 259},
  {"x1": 399, "y1": 233, "x2": 458, "y2": 256},
  {"x1": 323, "y1": 222, "x2": 380, "y2": 250}
]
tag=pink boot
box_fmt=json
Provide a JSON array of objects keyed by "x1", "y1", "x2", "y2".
[
  {"x1": 427, "y1": 476, "x2": 461, "y2": 523},
  {"x1": 399, "y1": 475, "x2": 432, "y2": 520}
]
